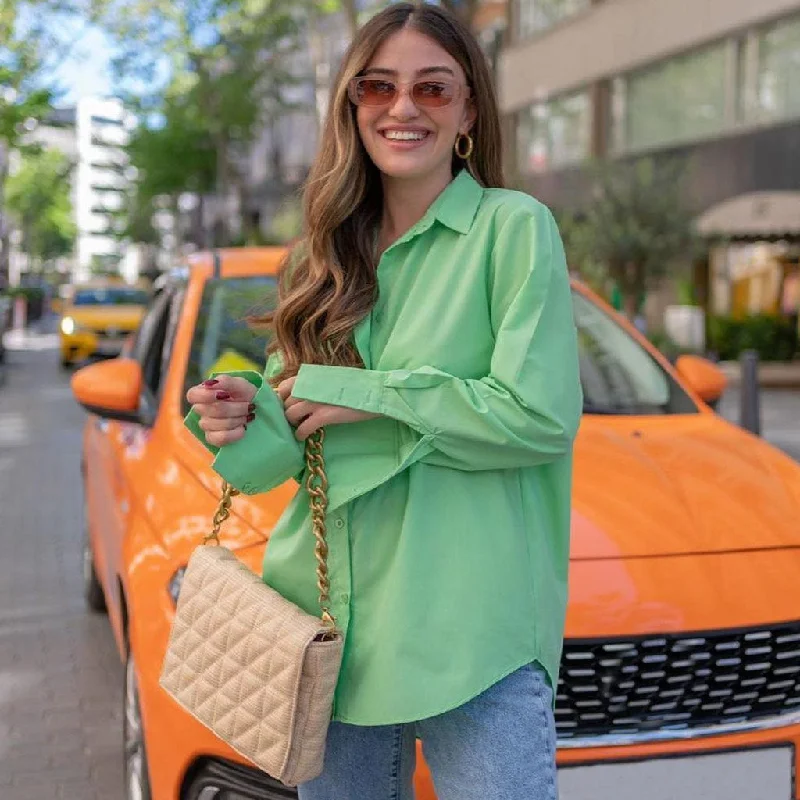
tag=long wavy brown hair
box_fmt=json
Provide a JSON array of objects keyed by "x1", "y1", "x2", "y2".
[{"x1": 263, "y1": 2, "x2": 504, "y2": 385}]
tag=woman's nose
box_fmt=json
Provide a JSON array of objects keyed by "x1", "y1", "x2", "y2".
[{"x1": 388, "y1": 87, "x2": 420, "y2": 120}]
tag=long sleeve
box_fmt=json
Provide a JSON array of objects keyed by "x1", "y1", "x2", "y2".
[
  {"x1": 183, "y1": 355, "x2": 304, "y2": 495},
  {"x1": 290, "y1": 203, "x2": 583, "y2": 472}
]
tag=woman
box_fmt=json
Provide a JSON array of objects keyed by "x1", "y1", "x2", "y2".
[{"x1": 186, "y1": 3, "x2": 582, "y2": 798}]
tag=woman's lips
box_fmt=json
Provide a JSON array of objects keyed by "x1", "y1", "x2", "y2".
[{"x1": 378, "y1": 129, "x2": 432, "y2": 149}]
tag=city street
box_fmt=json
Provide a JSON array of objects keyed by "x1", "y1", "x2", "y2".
[
  {"x1": 0, "y1": 338, "x2": 124, "y2": 800},
  {"x1": 0, "y1": 333, "x2": 797, "y2": 799}
]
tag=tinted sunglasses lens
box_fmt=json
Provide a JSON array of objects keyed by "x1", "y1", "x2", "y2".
[
  {"x1": 412, "y1": 81, "x2": 456, "y2": 107},
  {"x1": 354, "y1": 79, "x2": 397, "y2": 106}
]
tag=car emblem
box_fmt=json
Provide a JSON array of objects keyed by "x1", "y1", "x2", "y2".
[{"x1": 107, "y1": 327, "x2": 120, "y2": 337}]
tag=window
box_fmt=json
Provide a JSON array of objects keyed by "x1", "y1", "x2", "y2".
[
  {"x1": 516, "y1": 0, "x2": 590, "y2": 39},
  {"x1": 73, "y1": 287, "x2": 150, "y2": 306},
  {"x1": 129, "y1": 290, "x2": 174, "y2": 421},
  {"x1": 616, "y1": 42, "x2": 729, "y2": 152},
  {"x1": 183, "y1": 276, "x2": 278, "y2": 414},
  {"x1": 574, "y1": 292, "x2": 697, "y2": 415},
  {"x1": 751, "y1": 14, "x2": 800, "y2": 123},
  {"x1": 518, "y1": 89, "x2": 591, "y2": 173}
]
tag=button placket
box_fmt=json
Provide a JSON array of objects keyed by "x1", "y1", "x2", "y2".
[{"x1": 328, "y1": 511, "x2": 352, "y2": 632}]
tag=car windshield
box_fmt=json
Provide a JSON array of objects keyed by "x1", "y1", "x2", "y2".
[
  {"x1": 184, "y1": 277, "x2": 698, "y2": 418},
  {"x1": 73, "y1": 287, "x2": 150, "y2": 306},
  {"x1": 574, "y1": 291, "x2": 698, "y2": 415}
]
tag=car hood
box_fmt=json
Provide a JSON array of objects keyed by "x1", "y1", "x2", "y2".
[
  {"x1": 65, "y1": 305, "x2": 145, "y2": 329},
  {"x1": 571, "y1": 414, "x2": 800, "y2": 560}
]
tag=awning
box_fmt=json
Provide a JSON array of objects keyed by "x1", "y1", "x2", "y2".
[{"x1": 696, "y1": 192, "x2": 800, "y2": 238}]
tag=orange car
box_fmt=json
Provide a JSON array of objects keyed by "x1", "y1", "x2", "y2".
[{"x1": 71, "y1": 247, "x2": 800, "y2": 800}]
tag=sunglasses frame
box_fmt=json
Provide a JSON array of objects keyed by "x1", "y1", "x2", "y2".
[{"x1": 347, "y1": 76, "x2": 471, "y2": 109}]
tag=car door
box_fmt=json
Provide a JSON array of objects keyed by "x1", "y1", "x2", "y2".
[{"x1": 85, "y1": 289, "x2": 179, "y2": 639}]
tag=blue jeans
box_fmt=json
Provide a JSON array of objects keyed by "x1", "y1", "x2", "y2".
[{"x1": 297, "y1": 663, "x2": 558, "y2": 800}]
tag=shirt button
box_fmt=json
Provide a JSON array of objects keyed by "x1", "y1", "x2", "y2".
[
  {"x1": 340, "y1": 592, "x2": 350, "y2": 603},
  {"x1": 335, "y1": 518, "x2": 345, "y2": 529}
]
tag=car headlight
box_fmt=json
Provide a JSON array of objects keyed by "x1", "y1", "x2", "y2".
[
  {"x1": 168, "y1": 566, "x2": 187, "y2": 607},
  {"x1": 60, "y1": 316, "x2": 89, "y2": 335}
]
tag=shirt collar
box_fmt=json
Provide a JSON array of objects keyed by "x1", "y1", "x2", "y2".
[{"x1": 431, "y1": 168, "x2": 484, "y2": 235}]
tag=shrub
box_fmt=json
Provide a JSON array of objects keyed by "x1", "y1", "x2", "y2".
[{"x1": 708, "y1": 314, "x2": 797, "y2": 362}]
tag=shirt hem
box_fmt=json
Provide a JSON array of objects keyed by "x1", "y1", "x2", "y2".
[{"x1": 330, "y1": 653, "x2": 556, "y2": 726}]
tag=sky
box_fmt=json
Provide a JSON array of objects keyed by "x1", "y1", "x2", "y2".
[{"x1": 51, "y1": 19, "x2": 115, "y2": 105}]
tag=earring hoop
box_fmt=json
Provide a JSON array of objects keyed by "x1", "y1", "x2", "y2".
[{"x1": 455, "y1": 133, "x2": 474, "y2": 160}]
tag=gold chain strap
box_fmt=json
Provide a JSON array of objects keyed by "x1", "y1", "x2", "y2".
[
  {"x1": 303, "y1": 429, "x2": 334, "y2": 630},
  {"x1": 204, "y1": 428, "x2": 334, "y2": 631}
]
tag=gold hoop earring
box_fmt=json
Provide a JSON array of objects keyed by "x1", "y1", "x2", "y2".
[{"x1": 455, "y1": 133, "x2": 474, "y2": 160}]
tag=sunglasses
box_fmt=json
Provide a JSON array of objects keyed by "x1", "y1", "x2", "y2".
[{"x1": 348, "y1": 77, "x2": 470, "y2": 109}]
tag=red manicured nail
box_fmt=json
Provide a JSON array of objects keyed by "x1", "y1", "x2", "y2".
[
  {"x1": 248, "y1": 403, "x2": 256, "y2": 413},
  {"x1": 203, "y1": 379, "x2": 219, "y2": 387},
  {"x1": 216, "y1": 391, "x2": 231, "y2": 400},
  {"x1": 246, "y1": 412, "x2": 255, "y2": 422}
]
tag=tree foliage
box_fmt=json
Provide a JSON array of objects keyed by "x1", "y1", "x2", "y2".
[
  {"x1": 6, "y1": 148, "x2": 76, "y2": 267},
  {"x1": 0, "y1": 1, "x2": 84, "y2": 284},
  {"x1": 90, "y1": 0, "x2": 310, "y2": 245},
  {"x1": 560, "y1": 158, "x2": 699, "y2": 318}
]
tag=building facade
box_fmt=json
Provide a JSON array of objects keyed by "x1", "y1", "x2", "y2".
[
  {"x1": 10, "y1": 97, "x2": 140, "y2": 285},
  {"x1": 74, "y1": 97, "x2": 138, "y2": 283},
  {"x1": 498, "y1": 0, "x2": 800, "y2": 318}
]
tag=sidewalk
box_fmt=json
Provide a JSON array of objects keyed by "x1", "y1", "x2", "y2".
[{"x1": 718, "y1": 360, "x2": 800, "y2": 389}]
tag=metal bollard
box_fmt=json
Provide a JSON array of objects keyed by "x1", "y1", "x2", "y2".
[{"x1": 739, "y1": 349, "x2": 761, "y2": 436}]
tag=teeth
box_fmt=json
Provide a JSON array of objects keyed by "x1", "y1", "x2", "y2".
[{"x1": 384, "y1": 131, "x2": 426, "y2": 141}]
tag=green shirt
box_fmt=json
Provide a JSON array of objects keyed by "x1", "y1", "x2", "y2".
[{"x1": 185, "y1": 170, "x2": 582, "y2": 725}]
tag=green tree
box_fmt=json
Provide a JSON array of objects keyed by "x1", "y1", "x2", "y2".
[
  {"x1": 91, "y1": 0, "x2": 308, "y2": 246},
  {"x1": 560, "y1": 158, "x2": 698, "y2": 319},
  {"x1": 0, "y1": 1, "x2": 82, "y2": 284},
  {"x1": 6, "y1": 148, "x2": 76, "y2": 270}
]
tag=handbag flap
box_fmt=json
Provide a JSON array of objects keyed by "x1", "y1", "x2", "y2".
[{"x1": 160, "y1": 545, "x2": 334, "y2": 777}]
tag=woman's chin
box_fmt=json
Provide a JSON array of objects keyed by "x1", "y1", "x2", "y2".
[{"x1": 373, "y1": 153, "x2": 447, "y2": 182}]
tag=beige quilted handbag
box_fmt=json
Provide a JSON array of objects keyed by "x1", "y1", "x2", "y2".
[{"x1": 159, "y1": 430, "x2": 344, "y2": 787}]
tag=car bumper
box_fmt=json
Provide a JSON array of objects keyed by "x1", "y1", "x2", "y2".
[{"x1": 61, "y1": 331, "x2": 129, "y2": 362}]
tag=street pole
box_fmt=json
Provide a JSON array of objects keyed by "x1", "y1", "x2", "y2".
[
  {"x1": 0, "y1": 140, "x2": 9, "y2": 290},
  {"x1": 739, "y1": 349, "x2": 761, "y2": 435}
]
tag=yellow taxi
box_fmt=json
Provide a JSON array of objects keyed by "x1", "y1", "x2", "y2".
[{"x1": 59, "y1": 280, "x2": 150, "y2": 368}]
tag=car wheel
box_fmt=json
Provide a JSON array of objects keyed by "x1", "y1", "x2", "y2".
[
  {"x1": 83, "y1": 509, "x2": 107, "y2": 613},
  {"x1": 124, "y1": 652, "x2": 153, "y2": 800},
  {"x1": 60, "y1": 357, "x2": 72, "y2": 370}
]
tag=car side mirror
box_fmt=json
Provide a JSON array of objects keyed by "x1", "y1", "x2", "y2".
[
  {"x1": 71, "y1": 358, "x2": 145, "y2": 423},
  {"x1": 675, "y1": 355, "x2": 728, "y2": 405}
]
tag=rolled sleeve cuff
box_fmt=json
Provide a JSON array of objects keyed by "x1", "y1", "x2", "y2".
[
  {"x1": 292, "y1": 364, "x2": 385, "y2": 415},
  {"x1": 184, "y1": 369, "x2": 304, "y2": 495}
]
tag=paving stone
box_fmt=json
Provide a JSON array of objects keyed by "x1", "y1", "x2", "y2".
[{"x1": 0, "y1": 344, "x2": 124, "y2": 800}]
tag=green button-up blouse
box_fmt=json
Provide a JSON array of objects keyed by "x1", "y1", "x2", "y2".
[{"x1": 185, "y1": 169, "x2": 582, "y2": 725}]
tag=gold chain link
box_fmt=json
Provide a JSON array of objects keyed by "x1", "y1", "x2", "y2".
[
  {"x1": 203, "y1": 427, "x2": 335, "y2": 631},
  {"x1": 304, "y1": 429, "x2": 335, "y2": 630},
  {"x1": 204, "y1": 481, "x2": 240, "y2": 545}
]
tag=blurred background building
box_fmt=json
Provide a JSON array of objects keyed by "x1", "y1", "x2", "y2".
[
  {"x1": 9, "y1": 96, "x2": 139, "y2": 286},
  {"x1": 499, "y1": 0, "x2": 800, "y2": 324}
]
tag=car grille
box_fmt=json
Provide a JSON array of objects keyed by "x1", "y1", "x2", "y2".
[
  {"x1": 556, "y1": 621, "x2": 800, "y2": 742},
  {"x1": 183, "y1": 758, "x2": 297, "y2": 800},
  {"x1": 93, "y1": 327, "x2": 129, "y2": 339}
]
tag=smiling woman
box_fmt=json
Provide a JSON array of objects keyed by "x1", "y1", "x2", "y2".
[{"x1": 183, "y1": 5, "x2": 582, "y2": 800}]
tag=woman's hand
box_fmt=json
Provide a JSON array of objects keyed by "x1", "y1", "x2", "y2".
[
  {"x1": 186, "y1": 376, "x2": 258, "y2": 448},
  {"x1": 278, "y1": 377, "x2": 380, "y2": 441}
]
